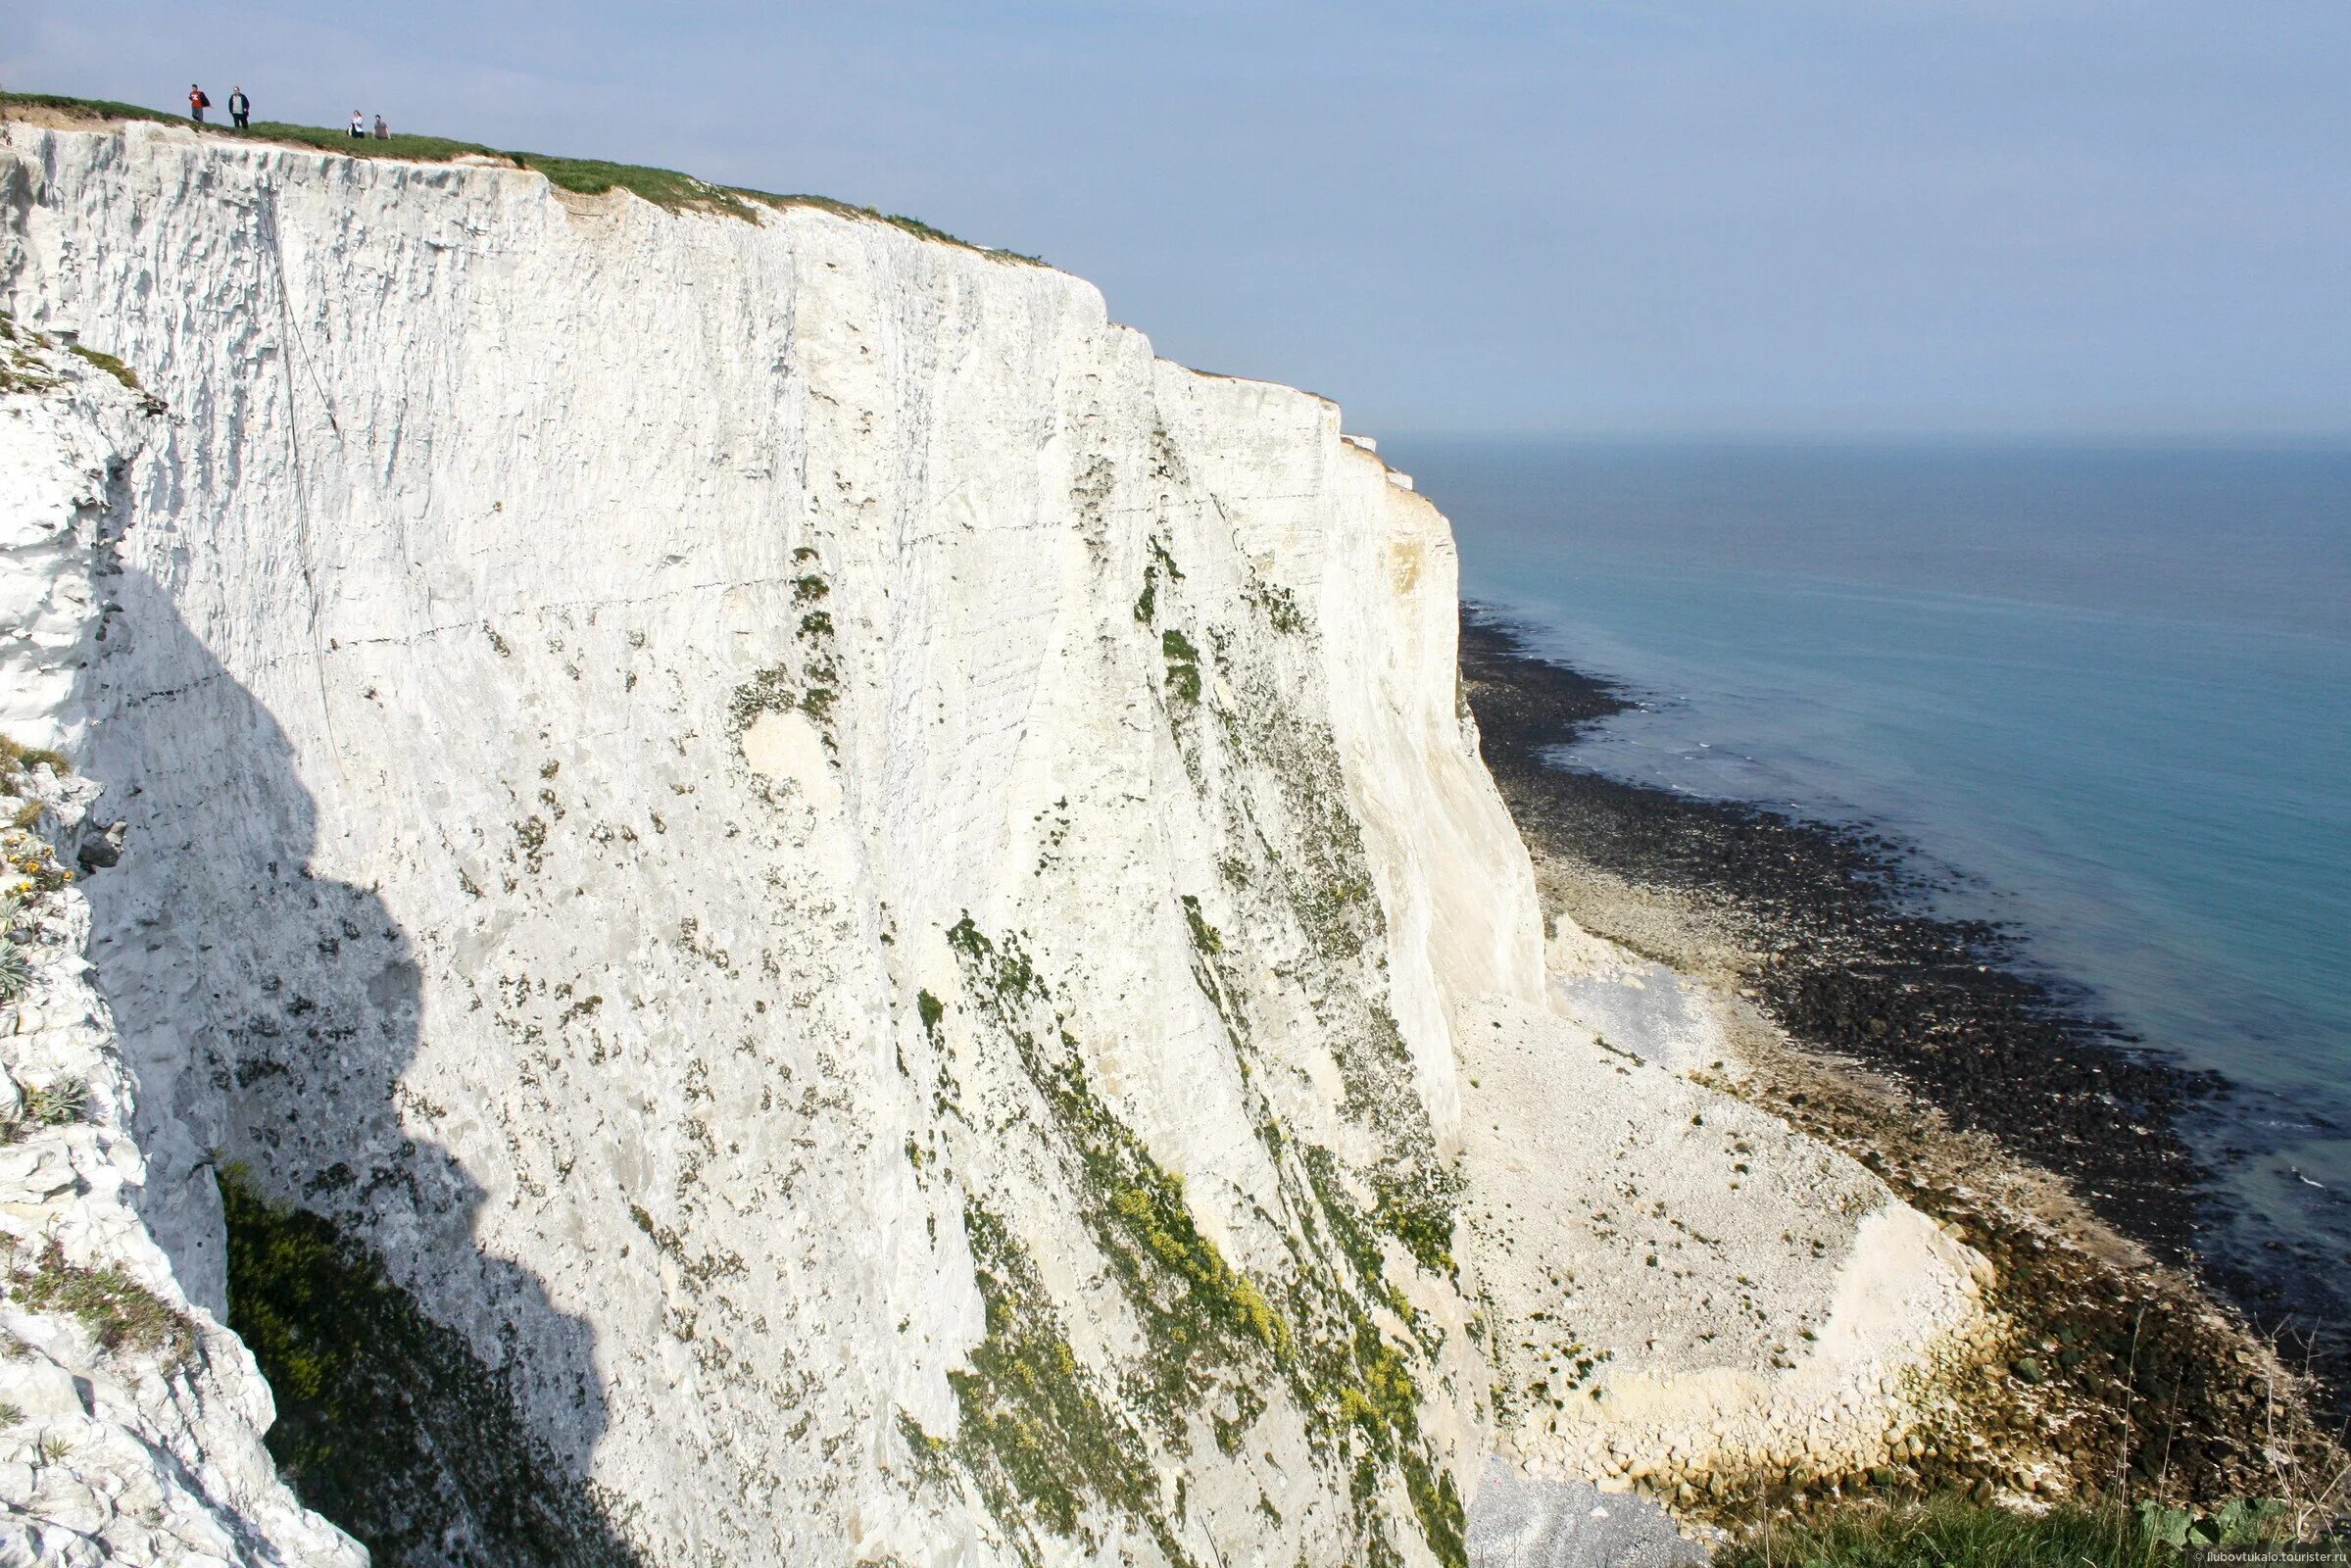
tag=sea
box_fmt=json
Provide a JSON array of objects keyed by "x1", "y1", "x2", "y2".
[{"x1": 1389, "y1": 435, "x2": 2351, "y2": 1339}]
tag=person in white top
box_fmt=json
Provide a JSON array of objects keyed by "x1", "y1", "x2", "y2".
[{"x1": 348, "y1": 111, "x2": 365, "y2": 139}]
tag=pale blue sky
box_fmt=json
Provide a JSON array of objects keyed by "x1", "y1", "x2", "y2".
[{"x1": 13, "y1": 2, "x2": 2348, "y2": 435}]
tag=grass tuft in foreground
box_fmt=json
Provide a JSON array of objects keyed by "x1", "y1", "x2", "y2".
[
  {"x1": 0, "y1": 735, "x2": 73, "y2": 787},
  {"x1": 12, "y1": 1240, "x2": 195, "y2": 1366},
  {"x1": 1717, "y1": 1494, "x2": 2328, "y2": 1568}
]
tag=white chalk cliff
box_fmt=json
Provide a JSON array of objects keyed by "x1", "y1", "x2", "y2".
[{"x1": 0, "y1": 118, "x2": 1980, "y2": 1567}]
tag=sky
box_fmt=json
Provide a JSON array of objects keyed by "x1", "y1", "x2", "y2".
[{"x1": 10, "y1": 2, "x2": 2348, "y2": 436}]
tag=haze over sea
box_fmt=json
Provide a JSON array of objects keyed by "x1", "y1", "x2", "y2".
[{"x1": 1396, "y1": 435, "x2": 2351, "y2": 1333}]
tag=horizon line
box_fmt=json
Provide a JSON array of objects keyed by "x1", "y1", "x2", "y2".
[{"x1": 1370, "y1": 426, "x2": 2351, "y2": 448}]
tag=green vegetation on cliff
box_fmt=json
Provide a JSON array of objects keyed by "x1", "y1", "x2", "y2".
[
  {"x1": 1720, "y1": 1494, "x2": 2331, "y2": 1568},
  {"x1": 939, "y1": 915, "x2": 1468, "y2": 1568},
  {"x1": 220, "y1": 1166, "x2": 645, "y2": 1568}
]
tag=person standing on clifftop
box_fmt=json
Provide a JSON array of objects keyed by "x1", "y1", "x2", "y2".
[
  {"x1": 373, "y1": 115, "x2": 389, "y2": 139},
  {"x1": 348, "y1": 110, "x2": 365, "y2": 139},
  {"x1": 187, "y1": 84, "x2": 210, "y2": 123},
  {"x1": 228, "y1": 86, "x2": 249, "y2": 129}
]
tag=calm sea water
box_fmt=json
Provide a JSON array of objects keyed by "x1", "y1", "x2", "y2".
[{"x1": 1390, "y1": 436, "x2": 2351, "y2": 1319}]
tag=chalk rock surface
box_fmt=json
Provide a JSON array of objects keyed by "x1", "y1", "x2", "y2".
[
  {"x1": 0, "y1": 119, "x2": 1981, "y2": 1566},
  {"x1": 0, "y1": 331, "x2": 359, "y2": 1567}
]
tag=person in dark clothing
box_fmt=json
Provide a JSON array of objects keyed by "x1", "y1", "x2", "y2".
[
  {"x1": 373, "y1": 114, "x2": 389, "y2": 139},
  {"x1": 188, "y1": 84, "x2": 210, "y2": 123},
  {"x1": 228, "y1": 87, "x2": 250, "y2": 128}
]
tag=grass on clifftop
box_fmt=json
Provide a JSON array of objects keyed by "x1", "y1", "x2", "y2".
[{"x1": 0, "y1": 92, "x2": 1042, "y2": 260}]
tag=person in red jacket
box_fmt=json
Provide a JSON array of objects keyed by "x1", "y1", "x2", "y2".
[{"x1": 187, "y1": 84, "x2": 210, "y2": 124}]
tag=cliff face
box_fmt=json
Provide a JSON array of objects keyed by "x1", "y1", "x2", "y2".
[
  {"x1": 0, "y1": 117, "x2": 1988, "y2": 1568},
  {"x1": 1, "y1": 119, "x2": 1539, "y2": 1565}
]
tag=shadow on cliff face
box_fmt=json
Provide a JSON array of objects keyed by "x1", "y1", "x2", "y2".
[{"x1": 78, "y1": 574, "x2": 646, "y2": 1568}]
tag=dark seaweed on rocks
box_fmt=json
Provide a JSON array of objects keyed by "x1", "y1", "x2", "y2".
[{"x1": 1459, "y1": 606, "x2": 2211, "y2": 1247}]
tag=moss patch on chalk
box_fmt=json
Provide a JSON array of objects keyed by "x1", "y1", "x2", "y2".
[
  {"x1": 1161, "y1": 629, "x2": 1202, "y2": 705},
  {"x1": 948, "y1": 919, "x2": 1288, "y2": 1416},
  {"x1": 947, "y1": 1201, "x2": 1193, "y2": 1567},
  {"x1": 943, "y1": 915, "x2": 1468, "y2": 1567},
  {"x1": 65, "y1": 343, "x2": 139, "y2": 388}
]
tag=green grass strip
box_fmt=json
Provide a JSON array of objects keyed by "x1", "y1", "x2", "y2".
[
  {"x1": 2, "y1": 90, "x2": 1041, "y2": 259},
  {"x1": 1716, "y1": 1494, "x2": 2327, "y2": 1568}
]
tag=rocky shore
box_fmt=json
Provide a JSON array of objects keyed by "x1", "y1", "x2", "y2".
[{"x1": 1458, "y1": 606, "x2": 2344, "y2": 1523}]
